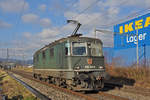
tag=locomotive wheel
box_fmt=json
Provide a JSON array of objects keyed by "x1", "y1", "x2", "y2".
[
  {"x1": 96, "y1": 79, "x2": 104, "y2": 89},
  {"x1": 54, "y1": 78, "x2": 60, "y2": 86},
  {"x1": 60, "y1": 79, "x2": 67, "y2": 88},
  {"x1": 39, "y1": 77, "x2": 43, "y2": 81},
  {"x1": 81, "y1": 81, "x2": 88, "y2": 88},
  {"x1": 51, "y1": 78, "x2": 55, "y2": 84},
  {"x1": 43, "y1": 78, "x2": 48, "y2": 82},
  {"x1": 33, "y1": 73, "x2": 37, "y2": 79},
  {"x1": 100, "y1": 79, "x2": 104, "y2": 89},
  {"x1": 67, "y1": 85, "x2": 73, "y2": 90}
]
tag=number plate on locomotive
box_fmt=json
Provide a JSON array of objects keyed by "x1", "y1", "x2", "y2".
[{"x1": 85, "y1": 65, "x2": 96, "y2": 69}]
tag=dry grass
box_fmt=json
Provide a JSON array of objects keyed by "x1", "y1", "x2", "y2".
[
  {"x1": 14, "y1": 66, "x2": 33, "y2": 72},
  {"x1": 0, "y1": 70, "x2": 37, "y2": 100},
  {"x1": 106, "y1": 65, "x2": 150, "y2": 88}
]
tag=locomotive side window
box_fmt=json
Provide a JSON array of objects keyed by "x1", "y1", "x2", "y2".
[
  {"x1": 42, "y1": 51, "x2": 46, "y2": 59},
  {"x1": 91, "y1": 42, "x2": 103, "y2": 56},
  {"x1": 72, "y1": 42, "x2": 86, "y2": 56},
  {"x1": 50, "y1": 48, "x2": 54, "y2": 57},
  {"x1": 65, "y1": 48, "x2": 68, "y2": 55},
  {"x1": 65, "y1": 43, "x2": 71, "y2": 55}
]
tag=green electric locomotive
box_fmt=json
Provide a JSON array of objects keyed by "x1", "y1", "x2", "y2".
[{"x1": 33, "y1": 20, "x2": 105, "y2": 91}]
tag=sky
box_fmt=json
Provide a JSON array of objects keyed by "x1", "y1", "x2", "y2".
[{"x1": 0, "y1": 0, "x2": 150, "y2": 60}]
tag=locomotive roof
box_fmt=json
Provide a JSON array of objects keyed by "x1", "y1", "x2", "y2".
[{"x1": 34, "y1": 36, "x2": 102, "y2": 55}]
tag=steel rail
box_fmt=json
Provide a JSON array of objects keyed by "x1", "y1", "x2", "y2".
[
  {"x1": 11, "y1": 70, "x2": 132, "y2": 100},
  {"x1": 98, "y1": 92, "x2": 130, "y2": 100},
  {"x1": 7, "y1": 72, "x2": 51, "y2": 100},
  {"x1": 10, "y1": 70, "x2": 97, "y2": 100}
]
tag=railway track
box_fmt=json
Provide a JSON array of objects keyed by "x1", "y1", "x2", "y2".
[
  {"x1": 9, "y1": 70, "x2": 96, "y2": 100},
  {"x1": 104, "y1": 82, "x2": 150, "y2": 97},
  {"x1": 120, "y1": 86, "x2": 150, "y2": 97},
  {"x1": 0, "y1": 88, "x2": 4, "y2": 100},
  {"x1": 9, "y1": 70, "x2": 131, "y2": 100},
  {"x1": 7, "y1": 72, "x2": 51, "y2": 100}
]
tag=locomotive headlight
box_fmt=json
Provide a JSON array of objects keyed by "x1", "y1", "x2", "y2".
[
  {"x1": 99, "y1": 66, "x2": 104, "y2": 69},
  {"x1": 75, "y1": 66, "x2": 80, "y2": 70}
]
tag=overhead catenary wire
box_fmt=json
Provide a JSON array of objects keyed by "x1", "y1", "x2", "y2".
[
  {"x1": 14, "y1": 0, "x2": 26, "y2": 60},
  {"x1": 83, "y1": 0, "x2": 129, "y2": 28},
  {"x1": 55, "y1": 0, "x2": 103, "y2": 37},
  {"x1": 72, "y1": 0, "x2": 102, "y2": 20},
  {"x1": 13, "y1": 0, "x2": 26, "y2": 38},
  {"x1": 57, "y1": 0, "x2": 132, "y2": 39},
  {"x1": 89, "y1": 6, "x2": 150, "y2": 29},
  {"x1": 63, "y1": 0, "x2": 78, "y2": 12},
  {"x1": 0, "y1": 48, "x2": 27, "y2": 60},
  {"x1": 59, "y1": 0, "x2": 127, "y2": 38},
  {"x1": 3, "y1": 0, "x2": 27, "y2": 60},
  {"x1": 97, "y1": 7, "x2": 150, "y2": 28}
]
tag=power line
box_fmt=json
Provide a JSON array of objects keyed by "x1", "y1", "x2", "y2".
[
  {"x1": 64, "y1": 0, "x2": 78, "y2": 12},
  {"x1": 0, "y1": 48, "x2": 28, "y2": 60},
  {"x1": 97, "y1": 7, "x2": 150, "y2": 28},
  {"x1": 0, "y1": 1, "x2": 26, "y2": 60},
  {"x1": 14, "y1": 0, "x2": 26, "y2": 38},
  {"x1": 13, "y1": 0, "x2": 26, "y2": 60},
  {"x1": 41, "y1": 0, "x2": 102, "y2": 38},
  {"x1": 58, "y1": 0, "x2": 102, "y2": 37},
  {"x1": 84, "y1": 0, "x2": 129, "y2": 27},
  {"x1": 72, "y1": 0, "x2": 101, "y2": 19},
  {"x1": 41, "y1": 1, "x2": 79, "y2": 39}
]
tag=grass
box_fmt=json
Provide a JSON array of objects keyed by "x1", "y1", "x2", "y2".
[
  {"x1": 0, "y1": 70, "x2": 37, "y2": 100},
  {"x1": 12, "y1": 65, "x2": 150, "y2": 89},
  {"x1": 13, "y1": 66, "x2": 33, "y2": 72},
  {"x1": 106, "y1": 65, "x2": 150, "y2": 88}
]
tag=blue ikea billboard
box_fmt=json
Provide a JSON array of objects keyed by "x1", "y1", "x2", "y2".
[{"x1": 114, "y1": 13, "x2": 150, "y2": 49}]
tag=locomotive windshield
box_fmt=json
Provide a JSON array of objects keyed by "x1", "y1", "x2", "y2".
[
  {"x1": 65, "y1": 40, "x2": 103, "y2": 56},
  {"x1": 91, "y1": 42, "x2": 103, "y2": 56},
  {"x1": 72, "y1": 42, "x2": 86, "y2": 56}
]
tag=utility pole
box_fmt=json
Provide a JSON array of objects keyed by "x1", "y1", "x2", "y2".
[
  {"x1": 94, "y1": 28, "x2": 113, "y2": 38},
  {"x1": 143, "y1": 44, "x2": 146, "y2": 67},
  {"x1": 136, "y1": 25, "x2": 139, "y2": 69},
  {"x1": 22, "y1": 53, "x2": 25, "y2": 65},
  {"x1": 6, "y1": 48, "x2": 9, "y2": 62},
  {"x1": 94, "y1": 28, "x2": 97, "y2": 38}
]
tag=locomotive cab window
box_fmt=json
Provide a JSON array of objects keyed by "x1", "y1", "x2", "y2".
[
  {"x1": 91, "y1": 42, "x2": 103, "y2": 56},
  {"x1": 72, "y1": 42, "x2": 87, "y2": 56},
  {"x1": 50, "y1": 48, "x2": 54, "y2": 57},
  {"x1": 42, "y1": 51, "x2": 46, "y2": 59}
]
